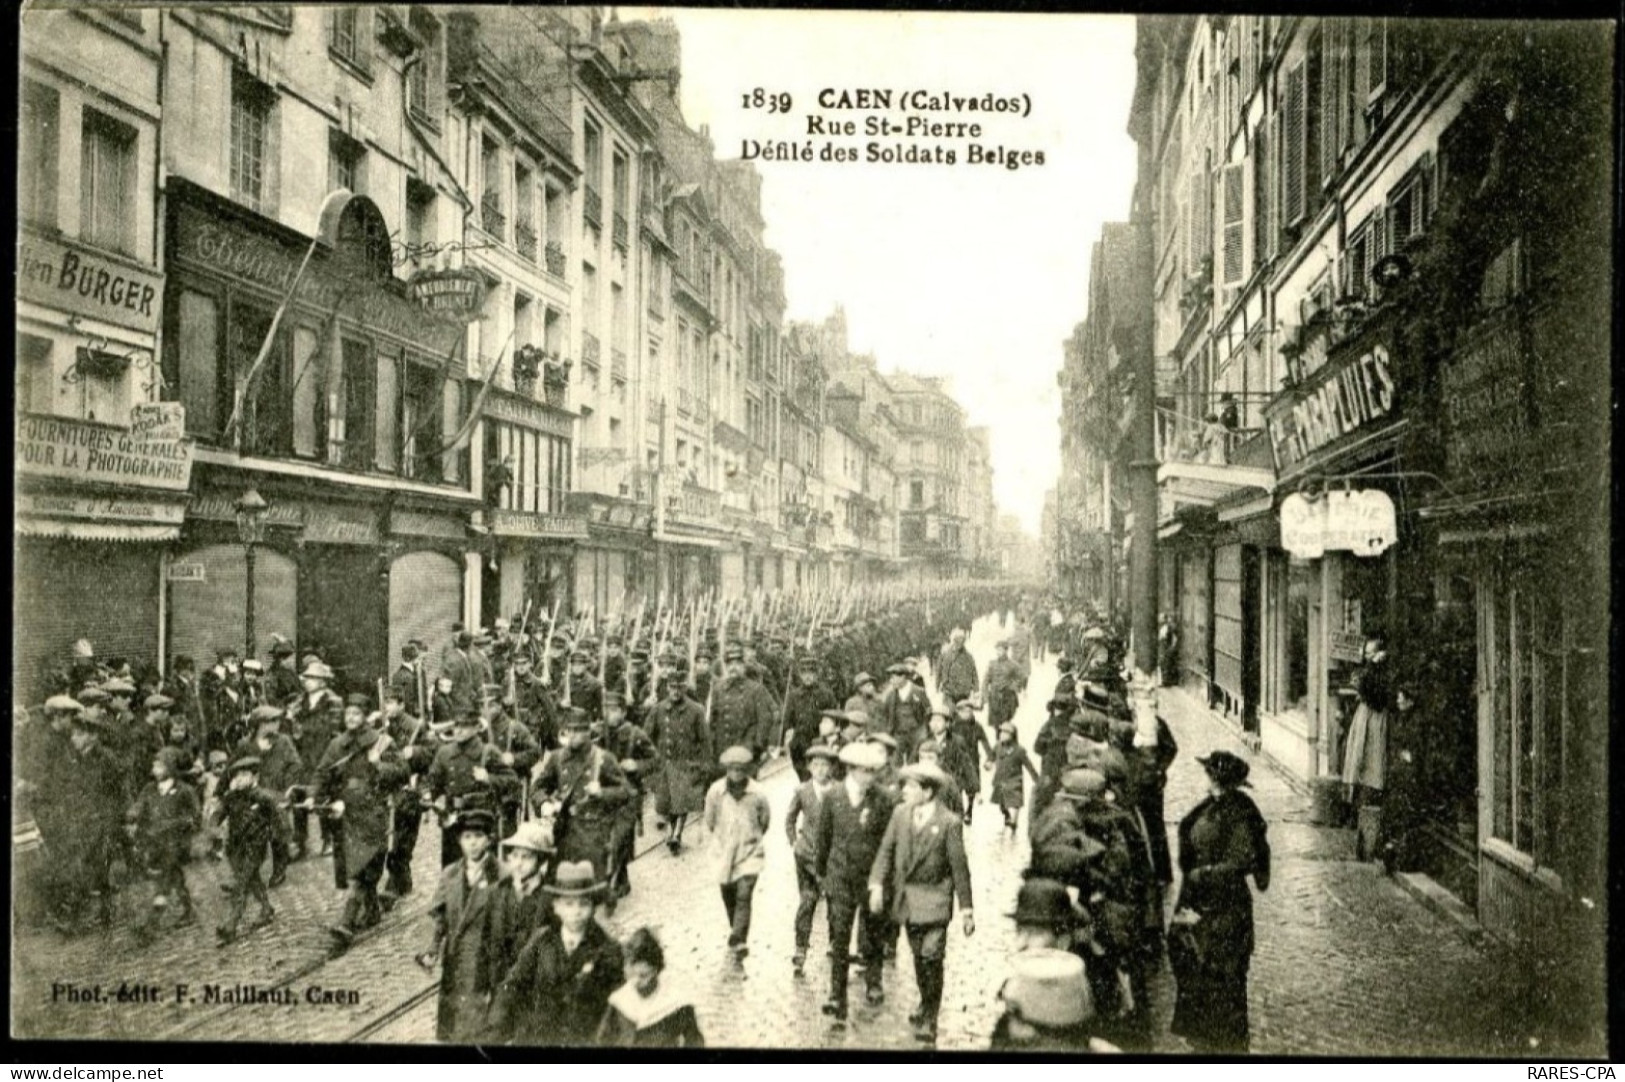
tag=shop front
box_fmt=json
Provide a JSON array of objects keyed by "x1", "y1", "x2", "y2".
[{"x1": 15, "y1": 414, "x2": 192, "y2": 699}]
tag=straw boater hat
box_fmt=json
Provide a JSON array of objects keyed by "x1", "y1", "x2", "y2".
[
  {"x1": 838, "y1": 741, "x2": 887, "y2": 772},
  {"x1": 866, "y1": 731, "x2": 898, "y2": 752},
  {"x1": 502, "y1": 820, "x2": 554, "y2": 854},
  {"x1": 301, "y1": 660, "x2": 335, "y2": 681},
  {"x1": 898, "y1": 761, "x2": 951, "y2": 793},
  {"x1": 45, "y1": 694, "x2": 84, "y2": 714},
  {"x1": 545, "y1": 860, "x2": 606, "y2": 898},
  {"x1": 250, "y1": 704, "x2": 285, "y2": 725}
]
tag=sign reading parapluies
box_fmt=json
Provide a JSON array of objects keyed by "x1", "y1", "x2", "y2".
[
  {"x1": 408, "y1": 267, "x2": 488, "y2": 321},
  {"x1": 1279, "y1": 489, "x2": 1397, "y2": 559}
]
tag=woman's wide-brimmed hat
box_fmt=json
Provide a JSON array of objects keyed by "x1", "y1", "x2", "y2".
[
  {"x1": 1197, "y1": 749, "x2": 1252, "y2": 788},
  {"x1": 545, "y1": 860, "x2": 606, "y2": 898}
]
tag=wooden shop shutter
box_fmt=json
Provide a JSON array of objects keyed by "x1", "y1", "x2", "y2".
[
  {"x1": 1282, "y1": 60, "x2": 1307, "y2": 231},
  {"x1": 1221, "y1": 162, "x2": 1246, "y2": 285}
]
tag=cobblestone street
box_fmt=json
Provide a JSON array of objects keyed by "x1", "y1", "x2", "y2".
[{"x1": 13, "y1": 614, "x2": 1587, "y2": 1055}]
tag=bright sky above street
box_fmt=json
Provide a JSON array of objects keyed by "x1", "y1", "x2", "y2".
[{"x1": 622, "y1": 8, "x2": 1139, "y2": 534}]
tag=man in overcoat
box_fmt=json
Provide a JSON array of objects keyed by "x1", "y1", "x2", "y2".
[
  {"x1": 813, "y1": 740, "x2": 896, "y2": 1022},
  {"x1": 318, "y1": 694, "x2": 409, "y2": 955},
  {"x1": 417, "y1": 809, "x2": 503, "y2": 1043},
  {"x1": 710, "y1": 646, "x2": 777, "y2": 765},
  {"x1": 643, "y1": 678, "x2": 711, "y2": 855},
  {"x1": 782, "y1": 655, "x2": 840, "y2": 781}
]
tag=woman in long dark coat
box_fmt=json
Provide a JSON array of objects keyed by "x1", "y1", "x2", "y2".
[{"x1": 1169, "y1": 750, "x2": 1270, "y2": 1053}]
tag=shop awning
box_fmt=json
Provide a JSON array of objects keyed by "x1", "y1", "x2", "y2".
[
  {"x1": 1157, "y1": 460, "x2": 1276, "y2": 506},
  {"x1": 16, "y1": 519, "x2": 180, "y2": 542}
]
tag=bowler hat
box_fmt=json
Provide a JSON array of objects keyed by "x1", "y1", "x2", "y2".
[
  {"x1": 453, "y1": 808, "x2": 496, "y2": 835},
  {"x1": 898, "y1": 761, "x2": 951, "y2": 793},
  {"x1": 545, "y1": 860, "x2": 606, "y2": 897},
  {"x1": 838, "y1": 741, "x2": 886, "y2": 771},
  {"x1": 1000, "y1": 949, "x2": 1093, "y2": 1029},
  {"x1": 719, "y1": 745, "x2": 754, "y2": 767},
  {"x1": 1007, "y1": 878, "x2": 1074, "y2": 928},
  {"x1": 1197, "y1": 750, "x2": 1252, "y2": 788},
  {"x1": 502, "y1": 820, "x2": 554, "y2": 854}
]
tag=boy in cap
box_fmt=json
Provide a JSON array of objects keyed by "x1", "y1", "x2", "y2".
[
  {"x1": 843, "y1": 671, "x2": 880, "y2": 717},
  {"x1": 926, "y1": 708, "x2": 977, "y2": 826},
  {"x1": 211, "y1": 757, "x2": 285, "y2": 944},
  {"x1": 418, "y1": 808, "x2": 503, "y2": 1043},
  {"x1": 868, "y1": 760, "x2": 975, "y2": 1043},
  {"x1": 487, "y1": 860, "x2": 624, "y2": 1046},
  {"x1": 126, "y1": 745, "x2": 202, "y2": 940},
  {"x1": 812, "y1": 740, "x2": 896, "y2": 1021},
  {"x1": 489, "y1": 820, "x2": 558, "y2": 979},
  {"x1": 703, "y1": 746, "x2": 773, "y2": 961},
  {"x1": 785, "y1": 744, "x2": 838, "y2": 976},
  {"x1": 235, "y1": 704, "x2": 304, "y2": 885},
  {"x1": 912, "y1": 740, "x2": 964, "y2": 817}
]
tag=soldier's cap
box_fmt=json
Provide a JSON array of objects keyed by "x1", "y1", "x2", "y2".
[
  {"x1": 853, "y1": 672, "x2": 876, "y2": 690},
  {"x1": 102, "y1": 678, "x2": 137, "y2": 695},
  {"x1": 453, "y1": 808, "x2": 496, "y2": 836},
  {"x1": 344, "y1": 693, "x2": 372, "y2": 711},
  {"x1": 866, "y1": 731, "x2": 898, "y2": 751},
  {"x1": 719, "y1": 745, "x2": 754, "y2": 767},
  {"x1": 803, "y1": 744, "x2": 838, "y2": 762},
  {"x1": 301, "y1": 661, "x2": 335, "y2": 680},
  {"x1": 511, "y1": 651, "x2": 534, "y2": 667},
  {"x1": 578, "y1": 638, "x2": 599, "y2": 651},
  {"x1": 602, "y1": 691, "x2": 625, "y2": 709},
  {"x1": 44, "y1": 694, "x2": 84, "y2": 713},
  {"x1": 838, "y1": 741, "x2": 887, "y2": 771},
  {"x1": 1046, "y1": 697, "x2": 1074, "y2": 713},
  {"x1": 250, "y1": 704, "x2": 285, "y2": 724},
  {"x1": 568, "y1": 650, "x2": 589, "y2": 663},
  {"x1": 796, "y1": 655, "x2": 821, "y2": 671},
  {"x1": 885, "y1": 663, "x2": 910, "y2": 676},
  {"x1": 240, "y1": 659, "x2": 264, "y2": 673},
  {"x1": 559, "y1": 707, "x2": 591, "y2": 730},
  {"x1": 722, "y1": 646, "x2": 745, "y2": 662},
  {"x1": 605, "y1": 634, "x2": 624, "y2": 646},
  {"x1": 502, "y1": 820, "x2": 554, "y2": 853},
  {"x1": 143, "y1": 693, "x2": 175, "y2": 710},
  {"x1": 1057, "y1": 768, "x2": 1109, "y2": 801},
  {"x1": 549, "y1": 635, "x2": 571, "y2": 649},
  {"x1": 819, "y1": 708, "x2": 848, "y2": 723},
  {"x1": 630, "y1": 649, "x2": 651, "y2": 662},
  {"x1": 898, "y1": 761, "x2": 950, "y2": 792},
  {"x1": 76, "y1": 687, "x2": 111, "y2": 705},
  {"x1": 227, "y1": 755, "x2": 261, "y2": 776},
  {"x1": 954, "y1": 697, "x2": 977, "y2": 711},
  {"x1": 545, "y1": 860, "x2": 605, "y2": 898}
]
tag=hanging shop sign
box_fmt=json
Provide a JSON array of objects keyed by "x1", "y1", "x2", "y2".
[
  {"x1": 17, "y1": 413, "x2": 194, "y2": 492},
  {"x1": 1279, "y1": 489, "x2": 1397, "y2": 559},
  {"x1": 1267, "y1": 341, "x2": 1398, "y2": 474},
  {"x1": 488, "y1": 508, "x2": 590, "y2": 540},
  {"x1": 17, "y1": 228, "x2": 164, "y2": 334},
  {"x1": 130, "y1": 402, "x2": 186, "y2": 442},
  {"x1": 407, "y1": 267, "x2": 488, "y2": 321}
]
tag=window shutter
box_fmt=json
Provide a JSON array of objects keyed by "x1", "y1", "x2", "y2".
[
  {"x1": 1253, "y1": 117, "x2": 1272, "y2": 263},
  {"x1": 356, "y1": 9, "x2": 376, "y2": 76},
  {"x1": 1221, "y1": 163, "x2": 1245, "y2": 285},
  {"x1": 1319, "y1": 23, "x2": 1342, "y2": 187},
  {"x1": 1283, "y1": 61, "x2": 1307, "y2": 230},
  {"x1": 1369, "y1": 19, "x2": 1389, "y2": 102}
]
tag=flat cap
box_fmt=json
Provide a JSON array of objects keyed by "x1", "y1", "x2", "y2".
[{"x1": 719, "y1": 745, "x2": 754, "y2": 767}]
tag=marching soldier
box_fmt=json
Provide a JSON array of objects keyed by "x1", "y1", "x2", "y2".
[
  {"x1": 427, "y1": 713, "x2": 520, "y2": 867},
  {"x1": 483, "y1": 686, "x2": 541, "y2": 835},
  {"x1": 782, "y1": 655, "x2": 840, "y2": 781},
  {"x1": 381, "y1": 690, "x2": 435, "y2": 900},
  {"x1": 531, "y1": 708, "x2": 632, "y2": 882},
  {"x1": 318, "y1": 694, "x2": 409, "y2": 956},
  {"x1": 563, "y1": 650, "x2": 603, "y2": 724},
  {"x1": 509, "y1": 650, "x2": 559, "y2": 752},
  {"x1": 690, "y1": 647, "x2": 717, "y2": 705},
  {"x1": 711, "y1": 646, "x2": 777, "y2": 766},
  {"x1": 389, "y1": 643, "x2": 426, "y2": 719},
  {"x1": 645, "y1": 677, "x2": 712, "y2": 856}
]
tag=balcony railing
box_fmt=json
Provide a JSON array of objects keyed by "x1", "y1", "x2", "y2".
[
  {"x1": 612, "y1": 211, "x2": 628, "y2": 250},
  {"x1": 584, "y1": 186, "x2": 602, "y2": 227},
  {"x1": 668, "y1": 481, "x2": 721, "y2": 524},
  {"x1": 582, "y1": 333, "x2": 601, "y2": 370},
  {"x1": 611, "y1": 348, "x2": 627, "y2": 382},
  {"x1": 515, "y1": 218, "x2": 537, "y2": 263},
  {"x1": 480, "y1": 190, "x2": 505, "y2": 239}
]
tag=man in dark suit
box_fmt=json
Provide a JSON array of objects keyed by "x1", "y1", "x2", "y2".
[
  {"x1": 877, "y1": 661, "x2": 931, "y2": 764},
  {"x1": 812, "y1": 740, "x2": 895, "y2": 1022},
  {"x1": 868, "y1": 760, "x2": 975, "y2": 1044}
]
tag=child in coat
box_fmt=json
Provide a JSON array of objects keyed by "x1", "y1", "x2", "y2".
[
  {"x1": 211, "y1": 756, "x2": 286, "y2": 944},
  {"x1": 126, "y1": 746, "x2": 201, "y2": 938},
  {"x1": 987, "y1": 723, "x2": 1041, "y2": 833}
]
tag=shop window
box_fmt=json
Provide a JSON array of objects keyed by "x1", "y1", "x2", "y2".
[
  {"x1": 81, "y1": 108, "x2": 137, "y2": 256},
  {"x1": 21, "y1": 80, "x2": 59, "y2": 228},
  {"x1": 329, "y1": 337, "x2": 375, "y2": 470},
  {"x1": 231, "y1": 69, "x2": 276, "y2": 213},
  {"x1": 291, "y1": 325, "x2": 323, "y2": 457},
  {"x1": 171, "y1": 288, "x2": 221, "y2": 439},
  {"x1": 230, "y1": 301, "x2": 287, "y2": 456},
  {"x1": 375, "y1": 348, "x2": 400, "y2": 472}
]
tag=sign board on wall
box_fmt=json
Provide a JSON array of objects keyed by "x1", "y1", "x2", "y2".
[
  {"x1": 1279, "y1": 490, "x2": 1397, "y2": 559},
  {"x1": 17, "y1": 229, "x2": 164, "y2": 334},
  {"x1": 1267, "y1": 342, "x2": 1399, "y2": 473},
  {"x1": 169, "y1": 563, "x2": 207, "y2": 582},
  {"x1": 130, "y1": 402, "x2": 186, "y2": 442},
  {"x1": 17, "y1": 492, "x2": 187, "y2": 524},
  {"x1": 17, "y1": 413, "x2": 194, "y2": 491}
]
